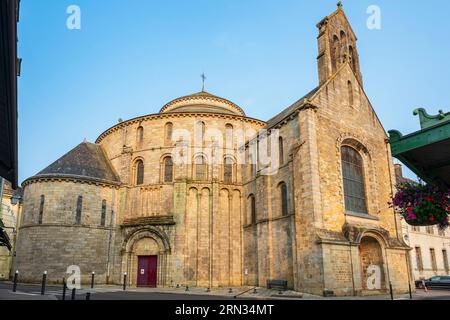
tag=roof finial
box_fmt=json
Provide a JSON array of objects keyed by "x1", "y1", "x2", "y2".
[
  {"x1": 337, "y1": 1, "x2": 343, "y2": 9},
  {"x1": 201, "y1": 73, "x2": 206, "y2": 92}
]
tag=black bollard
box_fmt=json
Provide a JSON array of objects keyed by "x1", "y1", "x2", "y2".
[
  {"x1": 185, "y1": 286, "x2": 189, "y2": 292},
  {"x1": 253, "y1": 288, "x2": 257, "y2": 294},
  {"x1": 91, "y1": 272, "x2": 95, "y2": 289},
  {"x1": 229, "y1": 288, "x2": 232, "y2": 294},
  {"x1": 62, "y1": 278, "x2": 66, "y2": 300},
  {"x1": 123, "y1": 273, "x2": 127, "y2": 291},
  {"x1": 71, "y1": 288, "x2": 76, "y2": 300},
  {"x1": 41, "y1": 271, "x2": 47, "y2": 295},
  {"x1": 12, "y1": 270, "x2": 18, "y2": 292},
  {"x1": 389, "y1": 282, "x2": 394, "y2": 300},
  {"x1": 409, "y1": 282, "x2": 413, "y2": 300},
  {"x1": 86, "y1": 292, "x2": 91, "y2": 300}
]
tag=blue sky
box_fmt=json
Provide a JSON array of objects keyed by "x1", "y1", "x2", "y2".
[{"x1": 17, "y1": 0, "x2": 450, "y2": 183}]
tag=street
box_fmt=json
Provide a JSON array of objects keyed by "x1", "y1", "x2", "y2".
[{"x1": 1, "y1": 281, "x2": 450, "y2": 300}]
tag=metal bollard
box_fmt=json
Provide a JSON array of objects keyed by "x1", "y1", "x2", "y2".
[
  {"x1": 253, "y1": 288, "x2": 257, "y2": 294},
  {"x1": 185, "y1": 286, "x2": 189, "y2": 292},
  {"x1": 41, "y1": 271, "x2": 47, "y2": 295},
  {"x1": 71, "y1": 288, "x2": 76, "y2": 300},
  {"x1": 86, "y1": 292, "x2": 91, "y2": 300},
  {"x1": 123, "y1": 273, "x2": 127, "y2": 291},
  {"x1": 229, "y1": 288, "x2": 233, "y2": 294},
  {"x1": 12, "y1": 270, "x2": 18, "y2": 292},
  {"x1": 91, "y1": 272, "x2": 95, "y2": 289},
  {"x1": 409, "y1": 282, "x2": 413, "y2": 300},
  {"x1": 62, "y1": 278, "x2": 67, "y2": 300},
  {"x1": 389, "y1": 282, "x2": 394, "y2": 300}
]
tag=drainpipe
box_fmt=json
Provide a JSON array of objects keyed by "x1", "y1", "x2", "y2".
[{"x1": 106, "y1": 188, "x2": 116, "y2": 284}]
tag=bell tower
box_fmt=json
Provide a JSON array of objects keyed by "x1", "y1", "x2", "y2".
[{"x1": 316, "y1": 2, "x2": 363, "y2": 85}]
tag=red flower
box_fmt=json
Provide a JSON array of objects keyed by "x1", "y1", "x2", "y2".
[{"x1": 429, "y1": 216, "x2": 435, "y2": 222}]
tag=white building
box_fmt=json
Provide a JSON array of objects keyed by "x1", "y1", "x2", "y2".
[{"x1": 395, "y1": 164, "x2": 450, "y2": 281}]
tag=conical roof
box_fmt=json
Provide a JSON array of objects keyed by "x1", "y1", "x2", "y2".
[{"x1": 30, "y1": 142, "x2": 120, "y2": 184}]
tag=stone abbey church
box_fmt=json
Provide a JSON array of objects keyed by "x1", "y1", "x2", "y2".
[{"x1": 16, "y1": 5, "x2": 412, "y2": 296}]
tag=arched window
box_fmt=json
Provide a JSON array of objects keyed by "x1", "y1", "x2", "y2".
[
  {"x1": 348, "y1": 81, "x2": 354, "y2": 106},
  {"x1": 340, "y1": 30, "x2": 347, "y2": 42},
  {"x1": 279, "y1": 182, "x2": 288, "y2": 216},
  {"x1": 196, "y1": 121, "x2": 206, "y2": 145},
  {"x1": 349, "y1": 46, "x2": 357, "y2": 72},
  {"x1": 76, "y1": 196, "x2": 83, "y2": 225},
  {"x1": 225, "y1": 124, "x2": 233, "y2": 149},
  {"x1": 164, "y1": 157, "x2": 174, "y2": 183},
  {"x1": 100, "y1": 200, "x2": 107, "y2": 227},
  {"x1": 278, "y1": 136, "x2": 284, "y2": 165},
  {"x1": 38, "y1": 195, "x2": 45, "y2": 224},
  {"x1": 136, "y1": 126, "x2": 144, "y2": 146},
  {"x1": 195, "y1": 155, "x2": 207, "y2": 181},
  {"x1": 165, "y1": 122, "x2": 173, "y2": 145},
  {"x1": 224, "y1": 157, "x2": 233, "y2": 184},
  {"x1": 248, "y1": 194, "x2": 256, "y2": 225},
  {"x1": 341, "y1": 146, "x2": 368, "y2": 214},
  {"x1": 135, "y1": 160, "x2": 144, "y2": 185},
  {"x1": 332, "y1": 35, "x2": 340, "y2": 71}
]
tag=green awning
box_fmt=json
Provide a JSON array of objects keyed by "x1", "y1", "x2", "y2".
[{"x1": 389, "y1": 108, "x2": 450, "y2": 189}]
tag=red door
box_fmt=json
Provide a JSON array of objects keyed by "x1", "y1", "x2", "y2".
[{"x1": 137, "y1": 256, "x2": 158, "y2": 287}]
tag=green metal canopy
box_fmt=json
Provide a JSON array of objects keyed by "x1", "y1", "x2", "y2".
[{"x1": 389, "y1": 108, "x2": 450, "y2": 189}]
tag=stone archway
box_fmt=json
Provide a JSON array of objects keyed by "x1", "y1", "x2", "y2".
[
  {"x1": 122, "y1": 228, "x2": 171, "y2": 288},
  {"x1": 359, "y1": 236, "x2": 386, "y2": 291}
]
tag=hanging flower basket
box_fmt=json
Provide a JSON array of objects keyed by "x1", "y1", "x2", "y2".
[{"x1": 390, "y1": 182, "x2": 450, "y2": 230}]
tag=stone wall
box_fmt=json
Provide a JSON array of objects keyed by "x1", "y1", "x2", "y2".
[{"x1": 15, "y1": 180, "x2": 118, "y2": 284}]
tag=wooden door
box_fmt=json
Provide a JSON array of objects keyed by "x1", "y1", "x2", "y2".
[{"x1": 137, "y1": 256, "x2": 158, "y2": 287}]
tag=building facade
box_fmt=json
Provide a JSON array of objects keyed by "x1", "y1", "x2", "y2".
[
  {"x1": 0, "y1": 179, "x2": 22, "y2": 279},
  {"x1": 395, "y1": 164, "x2": 450, "y2": 281},
  {"x1": 0, "y1": 0, "x2": 20, "y2": 188},
  {"x1": 15, "y1": 5, "x2": 412, "y2": 296}
]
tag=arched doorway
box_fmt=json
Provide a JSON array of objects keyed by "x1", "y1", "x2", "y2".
[
  {"x1": 134, "y1": 238, "x2": 159, "y2": 287},
  {"x1": 359, "y1": 236, "x2": 386, "y2": 291},
  {"x1": 122, "y1": 228, "x2": 171, "y2": 288}
]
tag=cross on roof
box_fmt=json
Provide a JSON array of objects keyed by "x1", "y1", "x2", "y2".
[{"x1": 201, "y1": 73, "x2": 206, "y2": 92}]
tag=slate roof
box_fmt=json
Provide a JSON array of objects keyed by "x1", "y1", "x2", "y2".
[
  {"x1": 265, "y1": 87, "x2": 319, "y2": 129},
  {"x1": 30, "y1": 142, "x2": 120, "y2": 185},
  {"x1": 160, "y1": 90, "x2": 246, "y2": 116}
]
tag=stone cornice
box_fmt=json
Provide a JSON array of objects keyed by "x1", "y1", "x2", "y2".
[
  {"x1": 95, "y1": 112, "x2": 266, "y2": 144},
  {"x1": 121, "y1": 216, "x2": 176, "y2": 227},
  {"x1": 22, "y1": 175, "x2": 121, "y2": 189},
  {"x1": 19, "y1": 223, "x2": 116, "y2": 231}
]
